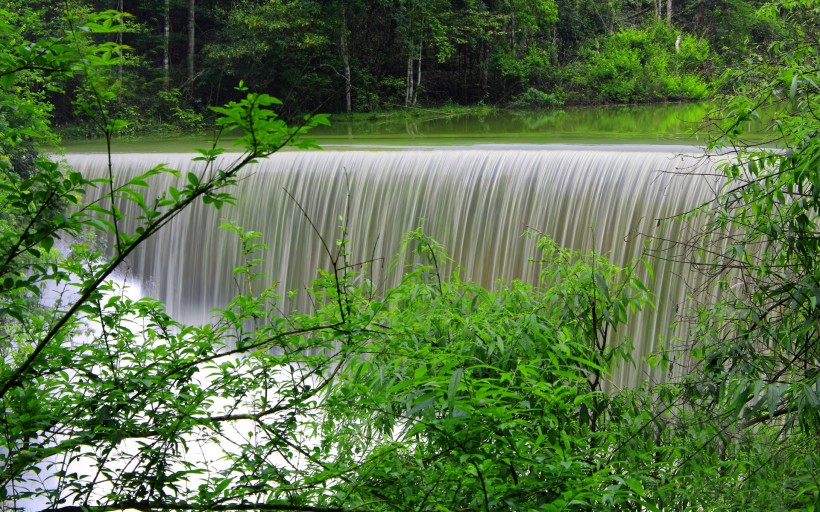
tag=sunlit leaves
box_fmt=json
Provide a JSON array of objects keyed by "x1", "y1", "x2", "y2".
[
  {"x1": 0, "y1": 5, "x2": 335, "y2": 507},
  {"x1": 318, "y1": 231, "x2": 656, "y2": 509},
  {"x1": 671, "y1": 1, "x2": 820, "y2": 508},
  {"x1": 210, "y1": 82, "x2": 328, "y2": 155},
  {"x1": 696, "y1": 0, "x2": 820, "y2": 436}
]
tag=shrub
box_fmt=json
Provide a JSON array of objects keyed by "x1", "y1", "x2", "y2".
[
  {"x1": 575, "y1": 24, "x2": 712, "y2": 103},
  {"x1": 665, "y1": 74, "x2": 710, "y2": 100},
  {"x1": 510, "y1": 87, "x2": 565, "y2": 108},
  {"x1": 496, "y1": 46, "x2": 554, "y2": 88}
]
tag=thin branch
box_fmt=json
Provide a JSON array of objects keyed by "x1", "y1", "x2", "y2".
[{"x1": 40, "y1": 502, "x2": 365, "y2": 512}]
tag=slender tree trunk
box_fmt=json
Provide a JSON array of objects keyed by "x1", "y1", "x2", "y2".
[
  {"x1": 482, "y1": 43, "x2": 489, "y2": 95},
  {"x1": 339, "y1": 3, "x2": 352, "y2": 113},
  {"x1": 510, "y1": 9, "x2": 516, "y2": 51},
  {"x1": 188, "y1": 0, "x2": 196, "y2": 88},
  {"x1": 412, "y1": 38, "x2": 422, "y2": 106},
  {"x1": 341, "y1": 39, "x2": 352, "y2": 113},
  {"x1": 667, "y1": 0, "x2": 672, "y2": 26},
  {"x1": 405, "y1": 54, "x2": 413, "y2": 107},
  {"x1": 163, "y1": 0, "x2": 170, "y2": 91}
]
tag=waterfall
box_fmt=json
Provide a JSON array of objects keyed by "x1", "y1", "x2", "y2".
[{"x1": 66, "y1": 148, "x2": 720, "y2": 389}]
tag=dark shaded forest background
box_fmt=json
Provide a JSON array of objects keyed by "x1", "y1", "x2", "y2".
[{"x1": 13, "y1": 0, "x2": 784, "y2": 132}]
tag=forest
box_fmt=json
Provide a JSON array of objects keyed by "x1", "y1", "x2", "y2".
[
  {"x1": 5, "y1": 0, "x2": 788, "y2": 133},
  {"x1": 1, "y1": 0, "x2": 819, "y2": 511}
]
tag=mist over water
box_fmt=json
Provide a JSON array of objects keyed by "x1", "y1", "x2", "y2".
[{"x1": 68, "y1": 147, "x2": 722, "y2": 389}]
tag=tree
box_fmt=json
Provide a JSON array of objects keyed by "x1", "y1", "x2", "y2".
[
  {"x1": 491, "y1": 0, "x2": 559, "y2": 99},
  {"x1": 1, "y1": 6, "x2": 335, "y2": 510},
  {"x1": 338, "y1": 1, "x2": 352, "y2": 112},
  {"x1": 163, "y1": 0, "x2": 170, "y2": 90},
  {"x1": 572, "y1": 23, "x2": 711, "y2": 103},
  {"x1": 689, "y1": 0, "x2": 820, "y2": 435},
  {"x1": 187, "y1": 0, "x2": 195, "y2": 89},
  {"x1": 321, "y1": 233, "x2": 661, "y2": 510},
  {"x1": 380, "y1": 0, "x2": 453, "y2": 107},
  {"x1": 648, "y1": 0, "x2": 820, "y2": 506},
  {"x1": 201, "y1": 0, "x2": 337, "y2": 113}
]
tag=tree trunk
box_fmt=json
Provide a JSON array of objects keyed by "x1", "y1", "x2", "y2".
[
  {"x1": 339, "y1": 3, "x2": 352, "y2": 113},
  {"x1": 163, "y1": 0, "x2": 170, "y2": 91},
  {"x1": 412, "y1": 39, "x2": 422, "y2": 106},
  {"x1": 188, "y1": 0, "x2": 195, "y2": 89},
  {"x1": 667, "y1": 0, "x2": 672, "y2": 26},
  {"x1": 405, "y1": 54, "x2": 414, "y2": 107},
  {"x1": 481, "y1": 43, "x2": 489, "y2": 97},
  {"x1": 510, "y1": 9, "x2": 516, "y2": 51}
]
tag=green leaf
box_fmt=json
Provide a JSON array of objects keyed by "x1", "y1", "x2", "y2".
[
  {"x1": 447, "y1": 368, "x2": 463, "y2": 413},
  {"x1": 408, "y1": 393, "x2": 438, "y2": 416},
  {"x1": 593, "y1": 272, "x2": 610, "y2": 302},
  {"x1": 213, "y1": 477, "x2": 233, "y2": 496}
]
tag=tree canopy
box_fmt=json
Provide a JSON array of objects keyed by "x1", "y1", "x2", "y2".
[{"x1": 4, "y1": 0, "x2": 788, "y2": 130}]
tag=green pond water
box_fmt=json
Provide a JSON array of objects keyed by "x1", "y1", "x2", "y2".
[{"x1": 62, "y1": 102, "x2": 761, "y2": 153}]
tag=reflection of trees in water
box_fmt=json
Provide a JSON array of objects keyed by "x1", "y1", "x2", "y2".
[
  {"x1": 513, "y1": 109, "x2": 568, "y2": 131},
  {"x1": 508, "y1": 102, "x2": 715, "y2": 135},
  {"x1": 321, "y1": 103, "x2": 726, "y2": 140}
]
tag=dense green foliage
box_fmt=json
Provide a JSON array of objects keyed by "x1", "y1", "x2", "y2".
[
  {"x1": 2, "y1": 0, "x2": 791, "y2": 134},
  {"x1": 574, "y1": 24, "x2": 711, "y2": 103},
  {"x1": 1, "y1": 1, "x2": 820, "y2": 511},
  {"x1": 687, "y1": 0, "x2": 820, "y2": 424},
  {"x1": 321, "y1": 234, "x2": 652, "y2": 510},
  {"x1": 679, "y1": 0, "x2": 820, "y2": 497}
]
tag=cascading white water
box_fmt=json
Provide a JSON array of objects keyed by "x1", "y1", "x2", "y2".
[{"x1": 66, "y1": 148, "x2": 721, "y2": 389}]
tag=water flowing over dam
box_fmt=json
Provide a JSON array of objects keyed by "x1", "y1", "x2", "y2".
[{"x1": 67, "y1": 148, "x2": 721, "y2": 389}]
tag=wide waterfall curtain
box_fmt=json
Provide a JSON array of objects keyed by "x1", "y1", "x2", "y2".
[{"x1": 68, "y1": 149, "x2": 721, "y2": 388}]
